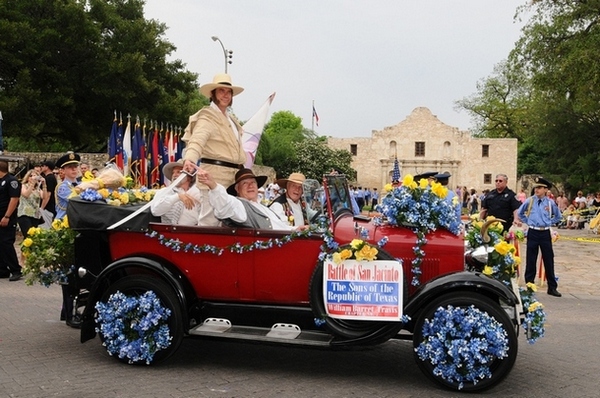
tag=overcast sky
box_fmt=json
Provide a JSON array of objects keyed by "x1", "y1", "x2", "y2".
[{"x1": 143, "y1": 0, "x2": 528, "y2": 138}]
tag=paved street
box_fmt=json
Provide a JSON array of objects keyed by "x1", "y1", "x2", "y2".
[{"x1": 1, "y1": 228, "x2": 599, "y2": 397}]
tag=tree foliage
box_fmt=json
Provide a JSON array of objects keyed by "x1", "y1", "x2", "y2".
[
  {"x1": 291, "y1": 138, "x2": 355, "y2": 181},
  {"x1": 0, "y1": 0, "x2": 199, "y2": 152},
  {"x1": 456, "y1": 0, "x2": 600, "y2": 192}
]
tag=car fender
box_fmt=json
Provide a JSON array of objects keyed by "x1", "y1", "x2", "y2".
[
  {"x1": 80, "y1": 256, "x2": 189, "y2": 343},
  {"x1": 403, "y1": 271, "x2": 519, "y2": 328}
]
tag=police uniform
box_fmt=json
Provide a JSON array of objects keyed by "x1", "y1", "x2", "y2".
[
  {"x1": 434, "y1": 173, "x2": 462, "y2": 221},
  {"x1": 54, "y1": 152, "x2": 81, "y2": 220},
  {"x1": 517, "y1": 177, "x2": 563, "y2": 297},
  {"x1": 0, "y1": 168, "x2": 21, "y2": 279},
  {"x1": 414, "y1": 171, "x2": 437, "y2": 182},
  {"x1": 54, "y1": 152, "x2": 81, "y2": 327}
]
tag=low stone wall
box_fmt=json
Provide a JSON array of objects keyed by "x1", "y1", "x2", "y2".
[{"x1": 4, "y1": 151, "x2": 277, "y2": 184}]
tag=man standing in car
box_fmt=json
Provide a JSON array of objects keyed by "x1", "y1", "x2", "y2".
[{"x1": 479, "y1": 173, "x2": 522, "y2": 233}]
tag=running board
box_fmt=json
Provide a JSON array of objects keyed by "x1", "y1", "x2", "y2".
[{"x1": 189, "y1": 318, "x2": 332, "y2": 346}]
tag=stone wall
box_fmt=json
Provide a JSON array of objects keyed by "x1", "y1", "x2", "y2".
[
  {"x1": 327, "y1": 107, "x2": 519, "y2": 193},
  {"x1": 3, "y1": 151, "x2": 277, "y2": 184}
]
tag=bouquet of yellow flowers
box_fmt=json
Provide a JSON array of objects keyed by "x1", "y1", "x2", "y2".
[
  {"x1": 20, "y1": 218, "x2": 76, "y2": 287},
  {"x1": 74, "y1": 166, "x2": 155, "y2": 206}
]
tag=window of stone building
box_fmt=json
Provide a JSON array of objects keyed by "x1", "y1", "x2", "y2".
[
  {"x1": 482, "y1": 144, "x2": 489, "y2": 157},
  {"x1": 389, "y1": 140, "x2": 397, "y2": 158},
  {"x1": 350, "y1": 144, "x2": 357, "y2": 156},
  {"x1": 415, "y1": 142, "x2": 425, "y2": 157},
  {"x1": 484, "y1": 174, "x2": 492, "y2": 184}
]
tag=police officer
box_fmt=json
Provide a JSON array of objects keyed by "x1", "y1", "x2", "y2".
[
  {"x1": 0, "y1": 160, "x2": 22, "y2": 281},
  {"x1": 55, "y1": 152, "x2": 80, "y2": 220},
  {"x1": 54, "y1": 152, "x2": 81, "y2": 327},
  {"x1": 433, "y1": 172, "x2": 462, "y2": 221},
  {"x1": 480, "y1": 173, "x2": 522, "y2": 232},
  {"x1": 517, "y1": 177, "x2": 563, "y2": 297}
]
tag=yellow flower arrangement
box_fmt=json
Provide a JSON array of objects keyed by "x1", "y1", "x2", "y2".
[
  {"x1": 331, "y1": 239, "x2": 378, "y2": 264},
  {"x1": 20, "y1": 217, "x2": 76, "y2": 287}
]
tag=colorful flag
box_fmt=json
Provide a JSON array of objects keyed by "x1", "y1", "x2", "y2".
[
  {"x1": 150, "y1": 126, "x2": 160, "y2": 187},
  {"x1": 312, "y1": 105, "x2": 319, "y2": 127},
  {"x1": 140, "y1": 124, "x2": 147, "y2": 187},
  {"x1": 122, "y1": 116, "x2": 132, "y2": 176},
  {"x1": 108, "y1": 113, "x2": 119, "y2": 164},
  {"x1": 392, "y1": 157, "x2": 401, "y2": 183},
  {"x1": 242, "y1": 92, "x2": 276, "y2": 168},
  {"x1": 130, "y1": 120, "x2": 141, "y2": 185}
]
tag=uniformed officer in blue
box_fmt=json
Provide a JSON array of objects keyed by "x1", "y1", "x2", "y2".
[
  {"x1": 433, "y1": 172, "x2": 462, "y2": 221},
  {"x1": 517, "y1": 177, "x2": 563, "y2": 297},
  {"x1": 54, "y1": 152, "x2": 80, "y2": 220}
]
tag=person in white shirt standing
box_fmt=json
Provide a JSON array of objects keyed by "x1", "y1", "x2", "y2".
[{"x1": 151, "y1": 160, "x2": 201, "y2": 226}]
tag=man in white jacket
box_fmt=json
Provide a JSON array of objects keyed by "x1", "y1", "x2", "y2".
[{"x1": 151, "y1": 160, "x2": 201, "y2": 225}]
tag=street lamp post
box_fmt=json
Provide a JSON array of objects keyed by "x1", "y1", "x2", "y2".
[{"x1": 211, "y1": 36, "x2": 233, "y2": 73}]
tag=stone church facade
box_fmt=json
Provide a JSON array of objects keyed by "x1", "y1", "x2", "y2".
[{"x1": 327, "y1": 107, "x2": 518, "y2": 193}]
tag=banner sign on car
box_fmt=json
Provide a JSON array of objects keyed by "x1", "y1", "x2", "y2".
[{"x1": 323, "y1": 260, "x2": 403, "y2": 321}]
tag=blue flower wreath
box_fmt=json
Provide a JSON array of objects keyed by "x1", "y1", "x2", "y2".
[
  {"x1": 95, "y1": 290, "x2": 172, "y2": 364},
  {"x1": 415, "y1": 305, "x2": 510, "y2": 390}
]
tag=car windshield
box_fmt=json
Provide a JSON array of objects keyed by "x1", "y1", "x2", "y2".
[{"x1": 302, "y1": 174, "x2": 353, "y2": 224}]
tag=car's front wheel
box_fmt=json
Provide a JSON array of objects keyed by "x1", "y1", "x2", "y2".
[
  {"x1": 412, "y1": 292, "x2": 518, "y2": 392},
  {"x1": 96, "y1": 275, "x2": 184, "y2": 364}
]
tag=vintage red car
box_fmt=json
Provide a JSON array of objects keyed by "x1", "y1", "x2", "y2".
[{"x1": 69, "y1": 174, "x2": 522, "y2": 392}]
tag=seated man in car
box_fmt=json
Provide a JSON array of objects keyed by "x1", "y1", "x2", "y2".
[
  {"x1": 197, "y1": 168, "x2": 307, "y2": 232},
  {"x1": 151, "y1": 160, "x2": 201, "y2": 225},
  {"x1": 269, "y1": 172, "x2": 317, "y2": 227}
]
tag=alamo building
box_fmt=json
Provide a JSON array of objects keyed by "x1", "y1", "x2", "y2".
[{"x1": 327, "y1": 107, "x2": 518, "y2": 193}]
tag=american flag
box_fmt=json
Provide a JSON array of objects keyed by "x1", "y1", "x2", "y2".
[
  {"x1": 392, "y1": 157, "x2": 400, "y2": 182},
  {"x1": 312, "y1": 105, "x2": 319, "y2": 127}
]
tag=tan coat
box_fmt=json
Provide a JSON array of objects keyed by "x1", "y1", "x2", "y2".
[{"x1": 182, "y1": 105, "x2": 246, "y2": 187}]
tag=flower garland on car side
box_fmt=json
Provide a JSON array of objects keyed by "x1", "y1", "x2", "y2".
[
  {"x1": 374, "y1": 174, "x2": 462, "y2": 286},
  {"x1": 465, "y1": 217, "x2": 546, "y2": 344}
]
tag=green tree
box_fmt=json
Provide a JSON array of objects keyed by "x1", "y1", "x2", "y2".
[
  {"x1": 0, "y1": 0, "x2": 198, "y2": 152},
  {"x1": 510, "y1": 0, "x2": 600, "y2": 188},
  {"x1": 290, "y1": 138, "x2": 355, "y2": 181},
  {"x1": 455, "y1": 61, "x2": 531, "y2": 142},
  {"x1": 257, "y1": 110, "x2": 308, "y2": 177}
]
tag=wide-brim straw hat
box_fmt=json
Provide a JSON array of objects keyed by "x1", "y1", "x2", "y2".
[
  {"x1": 163, "y1": 160, "x2": 184, "y2": 181},
  {"x1": 199, "y1": 73, "x2": 244, "y2": 98},
  {"x1": 227, "y1": 168, "x2": 267, "y2": 196},
  {"x1": 275, "y1": 172, "x2": 306, "y2": 189}
]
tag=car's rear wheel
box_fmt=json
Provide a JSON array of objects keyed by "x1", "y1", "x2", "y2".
[
  {"x1": 97, "y1": 276, "x2": 184, "y2": 364},
  {"x1": 309, "y1": 247, "x2": 406, "y2": 344},
  {"x1": 412, "y1": 292, "x2": 518, "y2": 392}
]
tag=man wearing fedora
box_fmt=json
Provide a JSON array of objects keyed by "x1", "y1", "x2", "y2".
[
  {"x1": 54, "y1": 152, "x2": 80, "y2": 220},
  {"x1": 182, "y1": 73, "x2": 247, "y2": 227},
  {"x1": 151, "y1": 160, "x2": 201, "y2": 226},
  {"x1": 269, "y1": 172, "x2": 316, "y2": 227},
  {"x1": 197, "y1": 168, "x2": 307, "y2": 232},
  {"x1": 517, "y1": 177, "x2": 563, "y2": 297}
]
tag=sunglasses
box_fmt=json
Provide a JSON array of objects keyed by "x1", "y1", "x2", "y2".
[{"x1": 495, "y1": 180, "x2": 505, "y2": 183}]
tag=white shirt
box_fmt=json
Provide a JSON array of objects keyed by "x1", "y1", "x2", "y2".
[
  {"x1": 208, "y1": 184, "x2": 294, "y2": 231},
  {"x1": 151, "y1": 185, "x2": 202, "y2": 226},
  {"x1": 270, "y1": 198, "x2": 305, "y2": 227}
]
